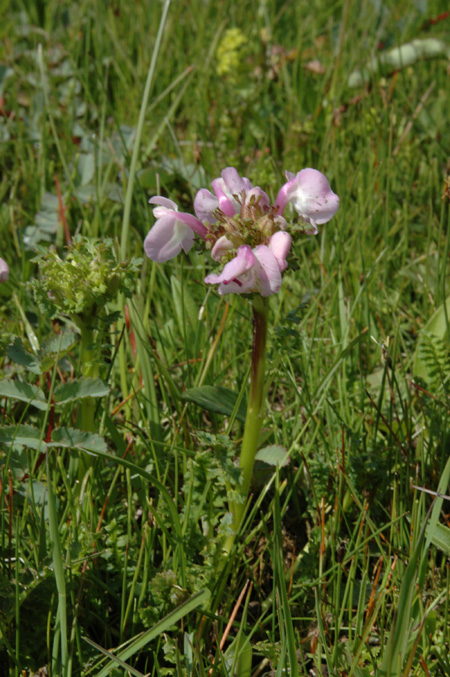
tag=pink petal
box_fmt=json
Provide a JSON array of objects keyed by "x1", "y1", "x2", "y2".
[
  {"x1": 149, "y1": 196, "x2": 178, "y2": 211},
  {"x1": 175, "y1": 211, "x2": 208, "y2": 239},
  {"x1": 253, "y1": 245, "x2": 282, "y2": 296},
  {"x1": 204, "y1": 245, "x2": 256, "y2": 295},
  {"x1": 244, "y1": 186, "x2": 270, "y2": 210},
  {"x1": 276, "y1": 168, "x2": 339, "y2": 224},
  {"x1": 205, "y1": 244, "x2": 284, "y2": 297},
  {"x1": 194, "y1": 188, "x2": 219, "y2": 223},
  {"x1": 211, "y1": 178, "x2": 237, "y2": 216},
  {"x1": 144, "y1": 214, "x2": 195, "y2": 262},
  {"x1": 204, "y1": 274, "x2": 252, "y2": 295},
  {"x1": 221, "y1": 167, "x2": 253, "y2": 195},
  {"x1": 218, "y1": 245, "x2": 255, "y2": 283},
  {"x1": 211, "y1": 236, "x2": 235, "y2": 261},
  {"x1": 0, "y1": 257, "x2": 9, "y2": 282},
  {"x1": 268, "y1": 231, "x2": 291, "y2": 272},
  {"x1": 149, "y1": 196, "x2": 208, "y2": 239}
]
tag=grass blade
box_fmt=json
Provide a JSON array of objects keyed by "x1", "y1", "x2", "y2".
[{"x1": 93, "y1": 589, "x2": 210, "y2": 677}]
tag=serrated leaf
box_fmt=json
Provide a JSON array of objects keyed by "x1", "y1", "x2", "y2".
[
  {"x1": 41, "y1": 330, "x2": 78, "y2": 355},
  {"x1": 53, "y1": 378, "x2": 109, "y2": 404},
  {"x1": 182, "y1": 385, "x2": 247, "y2": 423},
  {"x1": 0, "y1": 424, "x2": 46, "y2": 450},
  {"x1": 255, "y1": 445, "x2": 289, "y2": 467},
  {"x1": 0, "y1": 424, "x2": 108, "y2": 455},
  {"x1": 0, "y1": 379, "x2": 48, "y2": 410},
  {"x1": 7, "y1": 338, "x2": 41, "y2": 374},
  {"x1": 49, "y1": 427, "x2": 107, "y2": 454}
]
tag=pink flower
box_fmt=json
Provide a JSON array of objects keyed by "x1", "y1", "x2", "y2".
[
  {"x1": 144, "y1": 197, "x2": 208, "y2": 263},
  {"x1": 275, "y1": 168, "x2": 339, "y2": 234},
  {"x1": 0, "y1": 257, "x2": 9, "y2": 282},
  {"x1": 204, "y1": 232, "x2": 291, "y2": 297},
  {"x1": 194, "y1": 167, "x2": 264, "y2": 224}
]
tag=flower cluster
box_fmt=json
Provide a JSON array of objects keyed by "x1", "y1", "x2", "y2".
[{"x1": 144, "y1": 167, "x2": 339, "y2": 297}]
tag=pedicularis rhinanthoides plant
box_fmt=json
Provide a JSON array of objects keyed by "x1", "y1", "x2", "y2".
[{"x1": 143, "y1": 167, "x2": 339, "y2": 555}]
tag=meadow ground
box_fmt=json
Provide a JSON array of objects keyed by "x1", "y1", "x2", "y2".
[{"x1": 1, "y1": 1, "x2": 450, "y2": 675}]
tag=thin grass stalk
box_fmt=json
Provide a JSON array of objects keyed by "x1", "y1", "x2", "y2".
[
  {"x1": 47, "y1": 452, "x2": 69, "y2": 676},
  {"x1": 119, "y1": 0, "x2": 171, "y2": 259},
  {"x1": 37, "y1": 339, "x2": 70, "y2": 676},
  {"x1": 14, "y1": 518, "x2": 20, "y2": 677},
  {"x1": 274, "y1": 476, "x2": 299, "y2": 677},
  {"x1": 117, "y1": 0, "x2": 171, "y2": 408},
  {"x1": 93, "y1": 590, "x2": 210, "y2": 677}
]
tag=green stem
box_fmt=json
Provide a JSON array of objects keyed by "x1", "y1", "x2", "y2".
[
  {"x1": 223, "y1": 295, "x2": 268, "y2": 555},
  {"x1": 79, "y1": 324, "x2": 98, "y2": 433}
]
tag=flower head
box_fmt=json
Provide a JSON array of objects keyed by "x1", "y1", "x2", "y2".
[
  {"x1": 0, "y1": 257, "x2": 9, "y2": 282},
  {"x1": 143, "y1": 165, "x2": 338, "y2": 297}
]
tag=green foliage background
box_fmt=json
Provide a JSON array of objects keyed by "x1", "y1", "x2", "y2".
[{"x1": 1, "y1": 0, "x2": 450, "y2": 675}]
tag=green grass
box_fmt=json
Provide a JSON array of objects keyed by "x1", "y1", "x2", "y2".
[{"x1": 1, "y1": 0, "x2": 450, "y2": 675}]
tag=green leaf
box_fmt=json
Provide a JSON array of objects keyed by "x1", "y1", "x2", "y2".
[
  {"x1": 49, "y1": 427, "x2": 108, "y2": 454},
  {"x1": 7, "y1": 338, "x2": 41, "y2": 374},
  {"x1": 41, "y1": 330, "x2": 78, "y2": 355},
  {"x1": 426, "y1": 522, "x2": 450, "y2": 555},
  {"x1": 182, "y1": 385, "x2": 247, "y2": 423},
  {"x1": 24, "y1": 192, "x2": 59, "y2": 248},
  {"x1": 224, "y1": 632, "x2": 253, "y2": 677},
  {"x1": 0, "y1": 424, "x2": 45, "y2": 450},
  {"x1": 0, "y1": 379, "x2": 48, "y2": 410},
  {"x1": 255, "y1": 445, "x2": 289, "y2": 467},
  {"x1": 0, "y1": 425, "x2": 108, "y2": 455},
  {"x1": 6, "y1": 333, "x2": 78, "y2": 375},
  {"x1": 77, "y1": 153, "x2": 95, "y2": 186},
  {"x1": 53, "y1": 378, "x2": 110, "y2": 404}
]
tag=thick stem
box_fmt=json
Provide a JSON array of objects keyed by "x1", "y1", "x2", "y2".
[
  {"x1": 77, "y1": 322, "x2": 101, "y2": 481},
  {"x1": 223, "y1": 295, "x2": 268, "y2": 555},
  {"x1": 79, "y1": 325, "x2": 98, "y2": 433}
]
